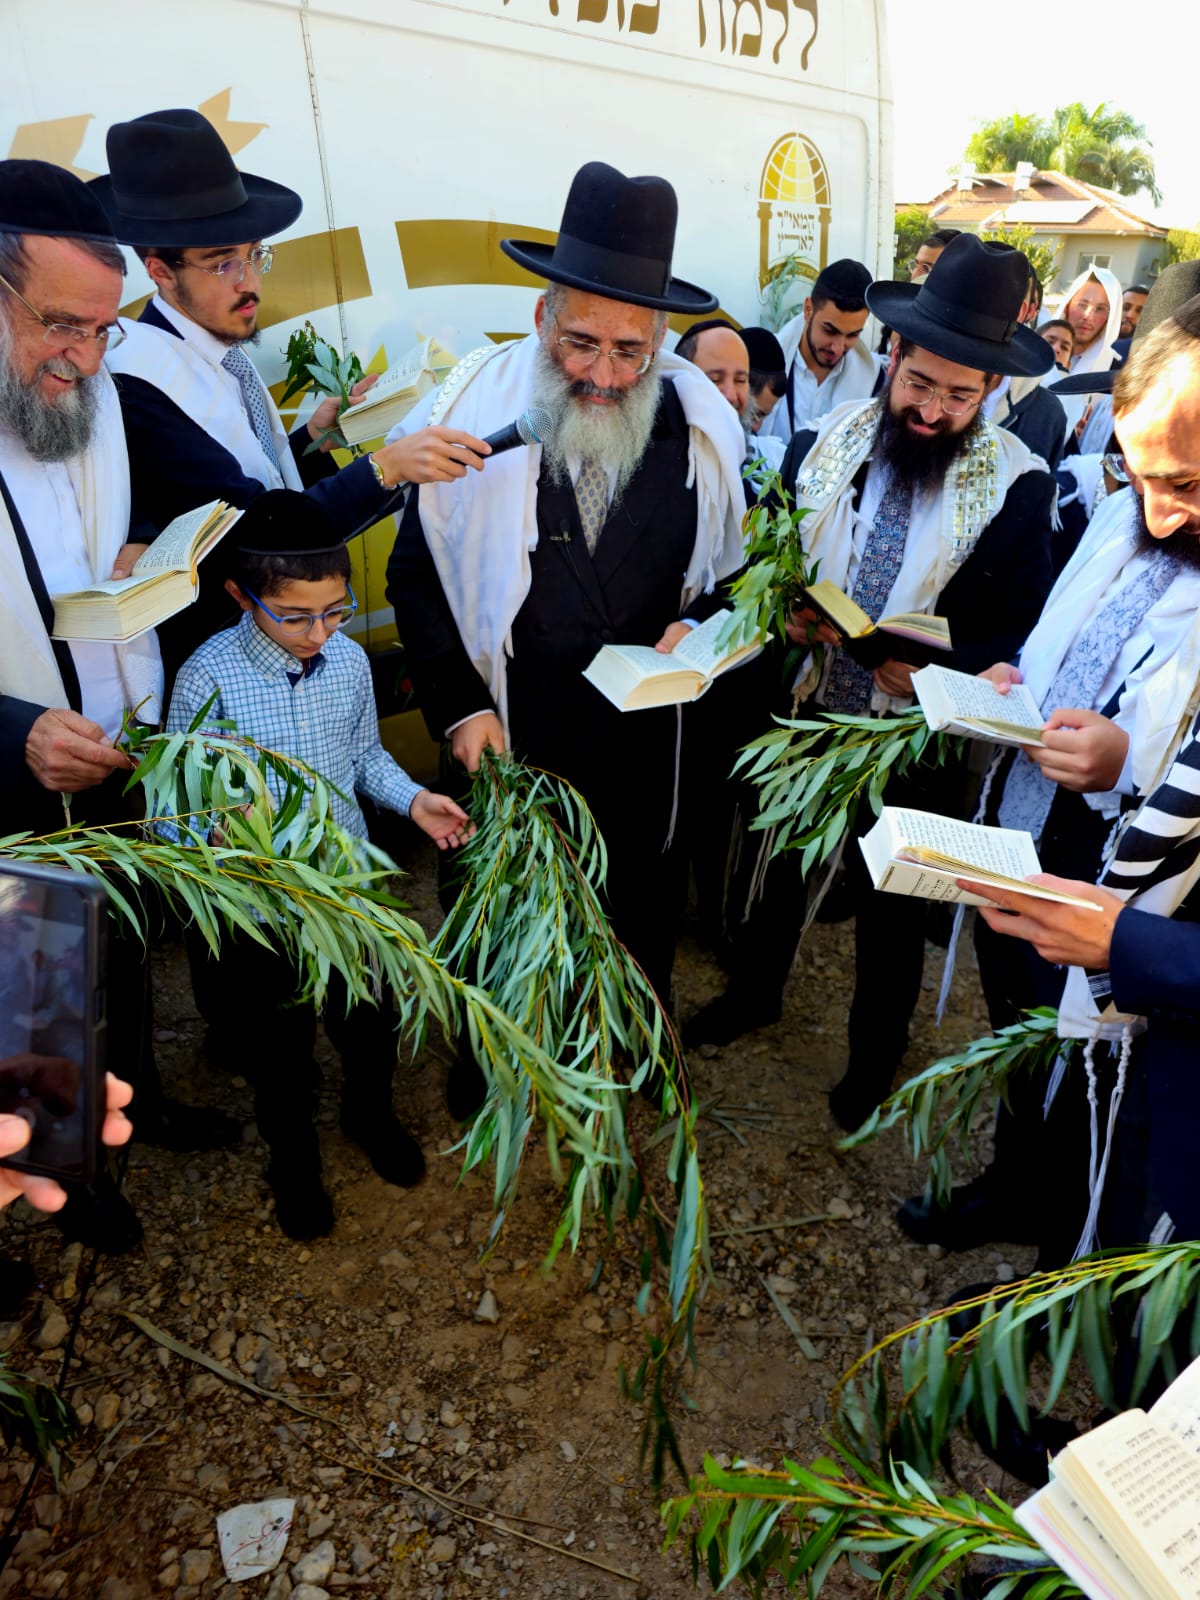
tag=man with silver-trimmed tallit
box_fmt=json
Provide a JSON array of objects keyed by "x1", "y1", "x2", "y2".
[{"x1": 690, "y1": 236, "x2": 1058, "y2": 1127}]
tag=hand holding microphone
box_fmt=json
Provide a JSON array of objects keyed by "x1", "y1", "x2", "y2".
[{"x1": 370, "y1": 408, "x2": 555, "y2": 488}]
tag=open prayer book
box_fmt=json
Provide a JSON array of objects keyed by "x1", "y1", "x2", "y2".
[
  {"x1": 913, "y1": 664, "x2": 1046, "y2": 748},
  {"x1": 582, "y1": 610, "x2": 762, "y2": 711},
  {"x1": 51, "y1": 500, "x2": 240, "y2": 644},
  {"x1": 1016, "y1": 1352, "x2": 1200, "y2": 1600},
  {"x1": 801, "y1": 577, "x2": 952, "y2": 668},
  {"x1": 337, "y1": 336, "x2": 457, "y2": 446},
  {"x1": 859, "y1": 807, "x2": 1104, "y2": 909}
]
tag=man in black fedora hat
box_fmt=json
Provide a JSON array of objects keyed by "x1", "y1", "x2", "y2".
[
  {"x1": 0, "y1": 159, "x2": 239, "y2": 1260},
  {"x1": 686, "y1": 236, "x2": 1059, "y2": 1125},
  {"x1": 759, "y1": 258, "x2": 881, "y2": 443},
  {"x1": 90, "y1": 109, "x2": 488, "y2": 685},
  {"x1": 386, "y1": 160, "x2": 747, "y2": 1114}
]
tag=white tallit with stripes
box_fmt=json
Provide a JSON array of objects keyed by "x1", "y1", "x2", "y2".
[{"x1": 390, "y1": 335, "x2": 748, "y2": 739}]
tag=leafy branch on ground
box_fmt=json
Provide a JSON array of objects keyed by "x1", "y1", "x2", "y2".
[
  {"x1": 661, "y1": 1441, "x2": 1057, "y2": 1600},
  {"x1": 840, "y1": 1009, "x2": 1067, "y2": 1203},
  {"x1": 835, "y1": 1244, "x2": 1200, "y2": 1476},
  {"x1": 734, "y1": 710, "x2": 949, "y2": 874},
  {"x1": 0, "y1": 1360, "x2": 77, "y2": 1485},
  {"x1": 439, "y1": 752, "x2": 705, "y2": 1485},
  {"x1": 280, "y1": 319, "x2": 366, "y2": 455}
]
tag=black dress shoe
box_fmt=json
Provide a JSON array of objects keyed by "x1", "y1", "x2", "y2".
[
  {"x1": 828, "y1": 1072, "x2": 892, "y2": 1133},
  {"x1": 56, "y1": 1174, "x2": 143, "y2": 1255},
  {"x1": 897, "y1": 1174, "x2": 1042, "y2": 1251},
  {"x1": 267, "y1": 1165, "x2": 334, "y2": 1241},
  {"x1": 969, "y1": 1398, "x2": 1079, "y2": 1488},
  {"x1": 0, "y1": 1260, "x2": 37, "y2": 1320},
  {"x1": 445, "y1": 1053, "x2": 488, "y2": 1122},
  {"x1": 136, "y1": 1098, "x2": 243, "y2": 1153},
  {"x1": 341, "y1": 1113, "x2": 426, "y2": 1188},
  {"x1": 681, "y1": 991, "x2": 781, "y2": 1049}
]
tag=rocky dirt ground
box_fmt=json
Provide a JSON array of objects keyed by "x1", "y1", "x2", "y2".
[{"x1": 0, "y1": 850, "x2": 1040, "y2": 1600}]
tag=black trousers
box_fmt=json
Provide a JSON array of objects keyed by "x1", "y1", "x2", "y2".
[{"x1": 185, "y1": 928, "x2": 401, "y2": 1174}]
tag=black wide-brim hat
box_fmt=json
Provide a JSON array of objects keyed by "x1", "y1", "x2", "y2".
[
  {"x1": 501, "y1": 161, "x2": 717, "y2": 315},
  {"x1": 89, "y1": 109, "x2": 302, "y2": 248},
  {"x1": 866, "y1": 234, "x2": 1054, "y2": 379},
  {"x1": 1044, "y1": 260, "x2": 1200, "y2": 397},
  {"x1": 0, "y1": 160, "x2": 117, "y2": 242}
]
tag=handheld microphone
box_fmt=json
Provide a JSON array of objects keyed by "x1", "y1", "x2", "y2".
[{"x1": 481, "y1": 406, "x2": 554, "y2": 456}]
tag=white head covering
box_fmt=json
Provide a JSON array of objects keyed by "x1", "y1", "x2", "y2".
[{"x1": 1059, "y1": 264, "x2": 1123, "y2": 377}]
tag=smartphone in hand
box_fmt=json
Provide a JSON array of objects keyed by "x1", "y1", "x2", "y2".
[{"x1": 0, "y1": 862, "x2": 108, "y2": 1185}]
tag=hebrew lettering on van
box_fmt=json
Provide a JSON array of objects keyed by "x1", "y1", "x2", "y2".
[
  {"x1": 524, "y1": 0, "x2": 660, "y2": 31},
  {"x1": 697, "y1": 0, "x2": 816, "y2": 66}
]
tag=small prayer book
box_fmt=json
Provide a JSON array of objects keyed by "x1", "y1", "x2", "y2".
[
  {"x1": 338, "y1": 337, "x2": 457, "y2": 446},
  {"x1": 582, "y1": 610, "x2": 762, "y2": 711},
  {"x1": 1016, "y1": 1351, "x2": 1200, "y2": 1600},
  {"x1": 51, "y1": 500, "x2": 240, "y2": 644},
  {"x1": 801, "y1": 578, "x2": 952, "y2": 667},
  {"x1": 859, "y1": 807, "x2": 1103, "y2": 909},
  {"x1": 912, "y1": 664, "x2": 1046, "y2": 748}
]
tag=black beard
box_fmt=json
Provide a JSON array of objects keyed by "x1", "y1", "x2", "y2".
[
  {"x1": 1132, "y1": 491, "x2": 1200, "y2": 569},
  {"x1": 873, "y1": 395, "x2": 982, "y2": 495}
]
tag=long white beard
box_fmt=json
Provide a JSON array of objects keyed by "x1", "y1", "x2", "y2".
[
  {"x1": 0, "y1": 316, "x2": 98, "y2": 462},
  {"x1": 530, "y1": 339, "x2": 662, "y2": 500}
]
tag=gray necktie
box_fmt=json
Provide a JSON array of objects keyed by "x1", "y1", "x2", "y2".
[
  {"x1": 998, "y1": 554, "x2": 1182, "y2": 839},
  {"x1": 822, "y1": 476, "x2": 914, "y2": 713},
  {"x1": 574, "y1": 457, "x2": 609, "y2": 555},
  {"x1": 222, "y1": 344, "x2": 281, "y2": 474}
]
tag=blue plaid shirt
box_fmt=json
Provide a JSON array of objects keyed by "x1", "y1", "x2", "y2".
[{"x1": 166, "y1": 613, "x2": 423, "y2": 839}]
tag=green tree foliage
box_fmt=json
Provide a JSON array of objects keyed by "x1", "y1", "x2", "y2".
[
  {"x1": 965, "y1": 101, "x2": 1161, "y2": 205},
  {"x1": 1168, "y1": 227, "x2": 1200, "y2": 265},
  {"x1": 892, "y1": 205, "x2": 932, "y2": 279}
]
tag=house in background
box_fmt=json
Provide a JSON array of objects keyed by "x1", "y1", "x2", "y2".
[{"x1": 900, "y1": 164, "x2": 1168, "y2": 292}]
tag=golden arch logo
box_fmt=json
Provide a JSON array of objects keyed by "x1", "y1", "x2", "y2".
[{"x1": 757, "y1": 132, "x2": 831, "y2": 292}]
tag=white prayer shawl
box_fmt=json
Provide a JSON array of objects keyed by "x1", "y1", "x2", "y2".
[
  {"x1": 1017, "y1": 486, "x2": 1200, "y2": 802},
  {"x1": 106, "y1": 296, "x2": 301, "y2": 492},
  {"x1": 760, "y1": 316, "x2": 881, "y2": 441},
  {"x1": 0, "y1": 367, "x2": 163, "y2": 724},
  {"x1": 392, "y1": 336, "x2": 748, "y2": 738},
  {"x1": 787, "y1": 397, "x2": 1044, "y2": 708},
  {"x1": 1045, "y1": 266, "x2": 1124, "y2": 442},
  {"x1": 1056, "y1": 453, "x2": 1107, "y2": 522}
]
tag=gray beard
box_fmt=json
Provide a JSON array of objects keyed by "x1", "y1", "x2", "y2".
[
  {"x1": 530, "y1": 339, "x2": 661, "y2": 500},
  {"x1": 0, "y1": 318, "x2": 98, "y2": 462}
]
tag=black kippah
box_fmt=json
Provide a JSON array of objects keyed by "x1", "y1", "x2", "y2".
[
  {"x1": 232, "y1": 490, "x2": 345, "y2": 557},
  {"x1": 812, "y1": 257, "x2": 873, "y2": 301},
  {"x1": 740, "y1": 326, "x2": 786, "y2": 374},
  {"x1": 0, "y1": 160, "x2": 117, "y2": 242}
]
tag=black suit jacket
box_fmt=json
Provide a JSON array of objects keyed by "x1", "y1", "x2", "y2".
[
  {"x1": 999, "y1": 383, "x2": 1067, "y2": 472},
  {"x1": 387, "y1": 381, "x2": 721, "y2": 756},
  {"x1": 780, "y1": 425, "x2": 1056, "y2": 675}
]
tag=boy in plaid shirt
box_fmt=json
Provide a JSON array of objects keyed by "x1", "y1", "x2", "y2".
[{"x1": 167, "y1": 491, "x2": 472, "y2": 1239}]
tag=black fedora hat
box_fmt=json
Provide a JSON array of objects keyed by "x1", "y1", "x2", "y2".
[
  {"x1": 866, "y1": 234, "x2": 1053, "y2": 379},
  {"x1": 1045, "y1": 260, "x2": 1200, "y2": 397},
  {"x1": 500, "y1": 162, "x2": 717, "y2": 315},
  {"x1": 89, "y1": 110, "x2": 302, "y2": 248}
]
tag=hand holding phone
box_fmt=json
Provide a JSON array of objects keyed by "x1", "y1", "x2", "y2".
[{"x1": 0, "y1": 1072, "x2": 132, "y2": 1211}]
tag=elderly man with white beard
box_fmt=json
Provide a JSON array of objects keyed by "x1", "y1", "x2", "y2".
[
  {"x1": 0, "y1": 161, "x2": 238, "y2": 1265},
  {"x1": 387, "y1": 162, "x2": 747, "y2": 1115}
]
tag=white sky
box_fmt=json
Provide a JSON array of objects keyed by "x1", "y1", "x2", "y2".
[{"x1": 885, "y1": 0, "x2": 1198, "y2": 228}]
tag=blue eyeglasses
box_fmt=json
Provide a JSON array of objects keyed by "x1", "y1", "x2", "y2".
[{"x1": 245, "y1": 583, "x2": 357, "y2": 636}]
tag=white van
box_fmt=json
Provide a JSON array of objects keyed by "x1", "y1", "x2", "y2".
[{"x1": 6, "y1": 0, "x2": 892, "y2": 759}]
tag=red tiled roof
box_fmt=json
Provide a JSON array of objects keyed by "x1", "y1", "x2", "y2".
[{"x1": 909, "y1": 171, "x2": 1165, "y2": 237}]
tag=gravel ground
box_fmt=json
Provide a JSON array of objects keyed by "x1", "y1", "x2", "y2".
[{"x1": 0, "y1": 852, "x2": 1041, "y2": 1600}]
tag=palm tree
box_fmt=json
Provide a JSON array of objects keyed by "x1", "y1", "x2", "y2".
[{"x1": 964, "y1": 101, "x2": 1161, "y2": 205}]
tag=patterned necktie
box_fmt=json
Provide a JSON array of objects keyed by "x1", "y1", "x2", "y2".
[
  {"x1": 823, "y1": 476, "x2": 914, "y2": 713},
  {"x1": 997, "y1": 554, "x2": 1182, "y2": 839},
  {"x1": 222, "y1": 345, "x2": 281, "y2": 474},
  {"x1": 574, "y1": 457, "x2": 609, "y2": 555}
]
